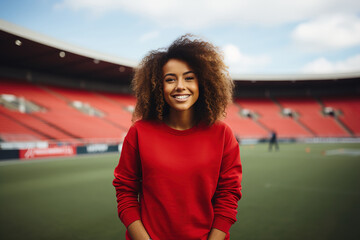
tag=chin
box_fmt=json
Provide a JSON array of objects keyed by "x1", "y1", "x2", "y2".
[
  {"x1": 172, "y1": 107, "x2": 190, "y2": 112},
  {"x1": 170, "y1": 104, "x2": 195, "y2": 112}
]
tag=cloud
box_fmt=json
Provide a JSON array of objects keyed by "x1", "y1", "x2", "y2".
[
  {"x1": 302, "y1": 54, "x2": 360, "y2": 73},
  {"x1": 223, "y1": 44, "x2": 271, "y2": 73},
  {"x1": 139, "y1": 31, "x2": 160, "y2": 42},
  {"x1": 54, "y1": 0, "x2": 118, "y2": 16},
  {"x1": 292, "y1": 14, "x2": 360, "y2": 51},
  {"x1": 55, "y1": 0, "x2": 360, "y2": 28}
]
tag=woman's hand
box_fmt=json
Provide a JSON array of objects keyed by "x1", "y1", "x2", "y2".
[
  {"x1": 128, "y1": 220, "x2": 151, "y2": 240},
  {"x1": 208, "y1": 228, "x2": 226, "y2": 240}
]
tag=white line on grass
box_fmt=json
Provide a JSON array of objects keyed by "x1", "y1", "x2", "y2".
[{"x1": 325, "y1": 149, "x2": 360, "y2": 156}]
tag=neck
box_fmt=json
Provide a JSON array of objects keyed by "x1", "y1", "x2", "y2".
[{"x1": 165, "y1": 109, "x2": 195, "y2": 130}]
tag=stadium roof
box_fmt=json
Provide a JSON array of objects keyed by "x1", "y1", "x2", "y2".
[
  {"x1": 1, "y1": 19, "x2": 360, "y2": 84},
  {"x1": 0, "y1": 19, "x2": 136, "y2": 84}
]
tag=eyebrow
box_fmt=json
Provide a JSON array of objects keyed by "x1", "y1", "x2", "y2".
[{"x1": 163, "y1": 71, "x2": 195, "y2": 78}]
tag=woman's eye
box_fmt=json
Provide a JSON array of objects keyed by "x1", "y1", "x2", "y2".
[
  {"x1": 165, "y1": 78, "x2": 175, "y2": 82},
  {"x1": 185, "y1": 77, "x2": 194, "y2": 81}
]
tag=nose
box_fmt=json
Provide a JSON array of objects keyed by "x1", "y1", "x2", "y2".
[{"x1": 175, "y1": 78, "x2": 186, "y2": 91}]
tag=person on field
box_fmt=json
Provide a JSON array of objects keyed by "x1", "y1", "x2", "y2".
[
  {"x1": 113, "y1": 34, "x2": 242, "y2": 240},
  {"x1": 268, "y1": 130, "x2": 279, "y2": 151}
]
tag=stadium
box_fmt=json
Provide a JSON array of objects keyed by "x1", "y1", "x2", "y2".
[{"x1": 1, "y1": 19, "x2": 360, "y2": 240}]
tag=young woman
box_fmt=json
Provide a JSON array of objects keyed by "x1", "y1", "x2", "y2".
[{"x1": 113, "y1": 35, "x2": 242, "y2": 240}]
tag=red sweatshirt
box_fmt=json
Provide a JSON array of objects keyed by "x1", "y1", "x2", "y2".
[{"x1": 113, "y1": 120, "x2": 242, "y2": 240}]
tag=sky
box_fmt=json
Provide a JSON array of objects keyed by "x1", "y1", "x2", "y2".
[{"x1": 1, "y1": 0, "x2": 360, "y2": 75}]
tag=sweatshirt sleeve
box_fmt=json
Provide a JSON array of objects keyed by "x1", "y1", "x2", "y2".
[
  {"x1": 212, "y1": 125, "x2": 242, "y2": 233},
  {"x1": 113, "y1": 126, "x2": 142, "y2": 228}
]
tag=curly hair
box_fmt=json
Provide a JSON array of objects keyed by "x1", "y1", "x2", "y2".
[{"x1": 132, "y1": 34, "x2": 234, "y2": 126}]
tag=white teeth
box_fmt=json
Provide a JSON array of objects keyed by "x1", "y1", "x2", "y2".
[{"x1": 174, "y1": 95, "x2": 189, "y2": 99}]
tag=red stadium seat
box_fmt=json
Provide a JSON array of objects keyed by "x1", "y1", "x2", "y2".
[
  {"x1": 322, "y1": 96, "x2": 360, "y2": 136},
  {"x1": 223, "y1": 103, "x2": 268, "y2": 138},
  {"x1": 235, "y1": 98, "x2": 312, "y2": 138},
  {"x1": 276, "y1": 97, "x2": 349, "y2": 137}
]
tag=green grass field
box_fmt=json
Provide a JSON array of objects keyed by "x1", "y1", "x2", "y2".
[{"x1": 1, "y1": 143, "x2": 360, "y2": 240}]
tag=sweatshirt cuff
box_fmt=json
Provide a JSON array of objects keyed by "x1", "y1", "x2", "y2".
[
  {"x1": 120, "y1": 207, "x2": 141, "y2": 228},
  {"x1": 212, "y1": 215, "x2": 234, "y2": 233}
]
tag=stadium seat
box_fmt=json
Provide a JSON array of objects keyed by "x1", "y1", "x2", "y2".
[
  {"x1": 321, "y1": 96, "x2": 360, "y2": 136},
  {"x1": 223, "y1": 103, "x2": 269, "y2": 138},
  {"x1": 235, "y1": 98, "x2": 312, "y2": 138},
  {"x1": 276, "y1": 97, "x2": 350, "y2": 137}
]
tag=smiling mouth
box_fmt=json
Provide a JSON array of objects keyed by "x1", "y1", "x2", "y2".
[
  {"x1": 172, "y1": 94, "x2": 190, "y2": 101},
  {"x1": 173, "y1": 94, "x2": 190, "y2": 99}
]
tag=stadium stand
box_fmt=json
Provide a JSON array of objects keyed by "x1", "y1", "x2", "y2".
[
  {"x1": 1, "y1": 79, "x2": 359, "y2": 144},
  {"x1": 223, "y1": 103, "x2": 269, "y2": 139},
  {"x1": 276, "y1": 97, "x2": 350, "y2": 137},
  {"x1": 0, "y1": 111, "x2": 47, "y2": 141},
  {"x1": 321, "y1": 96, "x2": 360, "y2": 136},
  {"x1": 45, "y1": 86, "x2": 134, "y2": 130},
  {"x1": 0, "y1": 105, "x2": 72, "y2": 140},
  {"x1": 0, "y1": 80, "x2": 128, "y2": 143},
  {"x1": 235, "y1": 98, "x2": 312, "y2": 138}
]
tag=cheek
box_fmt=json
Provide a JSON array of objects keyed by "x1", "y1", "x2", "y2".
[
  {"x1": 194, "y1": 92, "x2": 199, "y2": 104},
  {"x1": 193, "y1": 83, "x2": 200, "y2": 100},
  {"x1": 163, "y1": 82, "x2": 172, "y2": 95}
]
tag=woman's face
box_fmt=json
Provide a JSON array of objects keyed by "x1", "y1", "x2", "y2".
[{"x1": 162, "y1": 59, "x2": 199, "y2": 114}]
